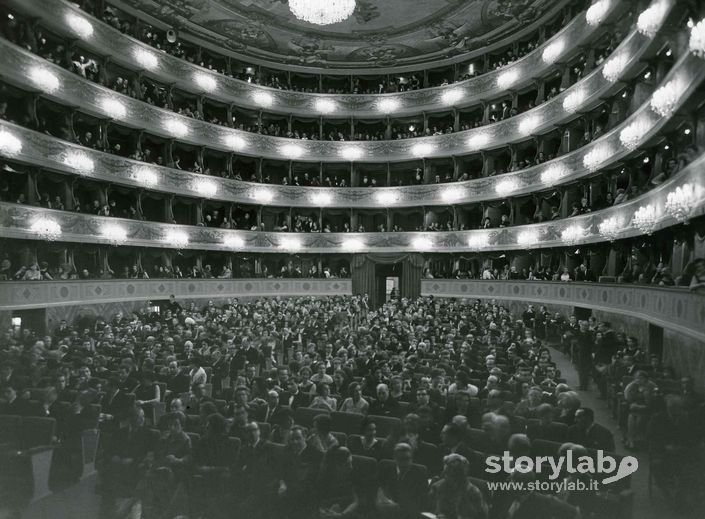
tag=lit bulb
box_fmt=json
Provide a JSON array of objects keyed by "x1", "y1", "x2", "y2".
[
  {"x1": 194, "y1": 73, "x2": 217, "y2": 92},
  {"x1": 134, "y1": 48, "x2": 159, "y2": 70},
  {"x1": 378, "y1": 98, "x2": 400, "y2": 113},
  {"x1": 66, "y1": 13, "x2": 94, "y2": 38},
  {"x1": 0, "y1": 131, "x2": 22, "y2": 155},
  {"x1": 315, "y1": 98, "x2": 337, "y2": 114}
]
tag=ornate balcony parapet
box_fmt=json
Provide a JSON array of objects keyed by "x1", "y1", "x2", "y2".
[
  {"x1": 1, "y1": 49, "x2": 702, "y2": 207},
  {"x1": 1, "y1": 151, "x2": 703, "y2": 252},
  {"x1": 5, "y1": 0, "x2": 606, "y2": 117},
  {"x1": 0, "y1": 9, "x2": 673, "y2": 163},
  {"x1": 421, "y1": 279, "x2": 705, "y2": 343},
  {"x1": 0, "y1": 278, "x2": 352, "y2": 310}
]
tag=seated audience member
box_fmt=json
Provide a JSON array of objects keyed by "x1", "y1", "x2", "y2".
[
  {"x1": 99, "y1": 407, "x2": 154, "y2": 516},
  {"x1": 310, "y1": 382, "x2": 337, "y2": 412},
  {"x1": 527, "y1": 403, "x2": 566, "y2": 442},
  {"x1": 139, "y1": 411, "x2": 191, "y2": 518},
  {"x1": 567, "y1": 407, "x2": 615, "y2": 452},
  {"x1": 316, "y1": 446, "x2": 364, "y2": 518},
  {"x1": 308, "y1": 413, "x2": 339, "y2": 453},
  {"x1": 429, "y1": 454, "x2": 488, "y2": 519},
  {"x1": 339, "y1": 381, "x2": 370, "y2": 414},
  {"x1": 369, "y1": 383, "x2": 400, "y2": 417},
  {"x1": 376, "y1": 443, "x2": 428, "y2": 518},
  {"x1": 279, "y1": 425, "x2": 322, "y2": 519},
  {"x1": 236, "y1": 422, "x2": 280, "y2": 518},
  {"x1": 350, "y1": 417, "x2": 386, "y2": 460}
]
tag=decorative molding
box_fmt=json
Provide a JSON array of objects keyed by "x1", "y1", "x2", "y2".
[
  {"x1": 421, "y1": 279, "x2": 705, "y2": 343},
  {"x1": 1, "y1": 152, "x2": 703, "y2": 252},
  {"x1": 0, "y1": 14, "x2": 669, "y2": 161},
  {"x1": 0, "y1": 278, "x2": 352, "y2": 310},
  {"x1": 0, "y1": 51, "x2": 702, "y2": 207},
  {"x1": 8, "y1": 0, "x2": 590, "y2": 88}
]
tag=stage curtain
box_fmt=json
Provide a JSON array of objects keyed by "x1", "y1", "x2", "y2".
[{"x1": 352, "y1": 253, "x2": 424, "y2": 306}]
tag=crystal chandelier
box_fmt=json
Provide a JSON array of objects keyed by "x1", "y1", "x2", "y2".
[
  {"x1": 0, "y1": 130, "x2": 22, "y2": 155},
  {"x1": 632, "y1": 204, "x2": 659, "y2": 235},
  {"x1": 542, "y1": 40, "x2": 565, "y2": 64},
  {"x1": 165, "y1": 230, "x2": 189, "y2": 248},
  {"x1": 602, "y1": 54, "x2": 628, "y2": 83},
  {"x1": 650, "y1": 79, "x2": 682, "y2": 117},
  {"x1": 495, "y1": 178, "x2": 519, "y2": 196},
  {"x1": 598, "y1": 216, "x2": 622, "y2": 241},
  {"x1": 30, "y1": 217, "x2": 62, "y2": 241},
  {"x1": 637, "y1": 1, "x2": 668, "y2": 37},
  {"x1": 541, "y1": 164, "x2": 569, "y2": 187},
  {"x1": 467, "y1": 233, "x2": 490, "y2": 250},
  {"x1": 563, "y1": 89, "x2": 586, "y2": 114},
  {"x1": 223, "y1": 235, "x2": 245, "y2": 249},
  {"x1": 689, "y1": 18, "x2": 705, "y2": 59},
  {"x1": 289, "y1": 0, "x2": 356, "y2": 25},
  {"x1": 665, "y1": 183, "x2": 705, "y2": 223},
  {"x1": 586, "y1": 0, "x2": 611, "y2": 26},
  {"x1": 583, "y1": 145, "x2": 611, "y2": 172},
  {"x1": 561, "y1": 225, "x2": 586, "y2": 245},
  {"x1": 619, "y1": 118, "x2": 650, "y2": 151},
  {"x1": 517, "y1": 230, "x2": 539, "y2": 248},
  {"x1": 101, "y1": 223, "x2": 128, "y2": 245}
]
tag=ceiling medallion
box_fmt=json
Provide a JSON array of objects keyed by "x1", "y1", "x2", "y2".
[{"x1": 289, "y1": 0, "x2": 356, "y2": 26}]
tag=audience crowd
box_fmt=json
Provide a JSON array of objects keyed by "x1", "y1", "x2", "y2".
[{"x1": 1, "y1": 294, "x2": 703, "y2": 518}]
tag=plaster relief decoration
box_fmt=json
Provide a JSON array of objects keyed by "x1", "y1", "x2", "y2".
[{"x1": 115, "y1": 0, "x2": 554, "y2": 68}]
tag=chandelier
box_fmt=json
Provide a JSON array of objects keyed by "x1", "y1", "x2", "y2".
[
  {"x1": 517, "y1": 230, "x2": 539, "y2": 248},
  {"x1": 30, "y1": 217, "x2": 62, "y2": 241},
  {"x1": 467, "y1": 233, "x2": 491, "y2": 250},
  {"x1": 632, "y1": 204, "x2": 659, "y2": 235},
  {"x1": 586, "y1": 0, "x2": 611, "y2": 26},
  {"x1": 0, "y1": 130, "x2": 22, "y2": 156},
  {"x1": 665, "y1": 183, "x2": 705, "y2": 223},
  {"x1": 289, "y1": 0, "x2": 356, "y2": 25},
  {"x1": 602, "y1": 54, "x2": 628, "y2": 83},
  {"x1": 583, "y1": 145, "x2": 611, "y2": 172},
  {"x1": 598, "y1": 216, "x2": 622, "y2": 241},
  {"x1": 619, "y1": 118, "x2": 650, "y2": 151},
  {"x1": 101, "y1": 223, "x2": 128, "y2": 245},
  {"x1": 563, "y1": 89, "x2": 586, "y2": 113},
  {"x1": 650, "y1": 79, "x2": 682, "y2": 117},
  {"x1": 541, "y1": 164, "x2": 569, "y2": 187},
  {"x1": 561, "y1": 225, "x2": 586, "y2": 245},
  {"x1": 495, "y1": 178, "x2": 519, "y2": 196},
  {"x1": 689, "y1": 18, "x2": 705, "y2": 59},
  {"x1": 637, "y1": 1, "x2": 668, "y2": 37}
]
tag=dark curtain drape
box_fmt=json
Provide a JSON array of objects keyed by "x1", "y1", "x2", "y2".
[{"x1": 352, "y1": 253, "x2": 424, "y2": 307}]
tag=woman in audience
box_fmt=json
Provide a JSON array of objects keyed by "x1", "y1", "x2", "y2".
[{"x1": 339, "y1": 381, "x2": 369, "y2": 415}]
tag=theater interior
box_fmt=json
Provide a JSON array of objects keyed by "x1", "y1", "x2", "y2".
[{"x1": 1, "y1": 0, "x2": 705, "y2": 518}]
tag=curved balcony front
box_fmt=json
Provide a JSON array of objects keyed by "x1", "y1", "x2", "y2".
[
  {"x1": 7, "y1": 0, "x2": 605, "y2": 108},
  {"x1": 0, "y1": 277, "x2": 352, "y2": 310},
  {"x1": 0, "y1": 17, "x2": 672, "y2": 163},
  {"x1": 420, "y1": 280, "x2": 705, "y2": 343},
  {"x1": 1, "y1": 151, "x2": 703, "y2": 252},
  {"x1": 1, "y1": 49, "x2": 701, "y2": 208}
]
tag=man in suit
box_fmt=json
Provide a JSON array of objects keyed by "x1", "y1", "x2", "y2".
[
  {"x1": 0, "y1": 383, "x2": 34, "y2": 416},
  {"x1": 377, "y1": 443, "x2": 428, "y2": 518},
  {"x1": 162, "y1": 361, "x2": 190, "y2": 394},
  {"x1": 263, "y1": 390, "x2": 286, "y2": 424},
  {"x1": 285, "y1": 380, "x2": 309, "y2": 410},
  {"x1": 526, "y1": 403, "x2": 567, "y2": 443},
  {"x1": 278, "y1": 425, "x2": 322, "y2": 519},
  {"x1": 236, "y1": 422, "x2": 279, "y2": 518},
  {"x1": 369, "y1": 383, "x2": 400, "y2": 417},
  {"x1": 568, "y1": 407, "x2": 615, "y2": 452}
]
